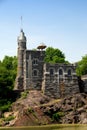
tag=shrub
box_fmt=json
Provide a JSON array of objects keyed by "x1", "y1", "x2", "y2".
[
  {"x1": 3, "y1": 115, "x2": 15, "y2": 122},
  {"x1": 28, "y1": 107, "x2": 34, "y2": 113},
  {"x1": 52, "y1": 112, "x2": 64, "y2": 121},
  {"x1": 21, "y1": 90, "x2": 29, "y2": 99},
  {"x1": 0, "y1": 104, "x2": 11, "y2": 113}
]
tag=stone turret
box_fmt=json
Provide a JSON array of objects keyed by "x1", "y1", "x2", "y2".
[
  {"x1": 18, "y1": 29, "x2": 26, "y2": 49},
  {"x1": 17, "y1": 29, "x2": 26, "y2": 77},
  {"x1": 15, "y1": 29, "x2": 27, "y2": 90}
]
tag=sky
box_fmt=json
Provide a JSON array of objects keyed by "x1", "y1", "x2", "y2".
[{"x1": 0, "y1": 0, "x2": 87, "y2": 63}]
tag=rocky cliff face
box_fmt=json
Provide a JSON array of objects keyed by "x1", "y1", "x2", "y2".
[{"x1": 1, "y1": 90, "x2": 87, "y2": 126}]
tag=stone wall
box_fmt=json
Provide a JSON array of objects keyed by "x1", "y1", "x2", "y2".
[
  {"x1": 23, "y1": 50, "x2": 45, "y2": 90},
  {"x1": 81, "y1": 75, "x2": 87, "y2": 93},
  {"x1": 42, "y1": 63, "x2": 79, "y2": 98}
]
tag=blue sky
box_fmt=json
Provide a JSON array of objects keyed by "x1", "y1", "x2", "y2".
[{"x1": 0, "y1": 0, "x2": 87, "y2": 62}]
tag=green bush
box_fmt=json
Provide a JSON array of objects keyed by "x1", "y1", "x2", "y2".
[
  {"x1": 52, "y1": 112, "x2": 64, "y2": 121},
  {"x1": 21, "y1": 90, "x2": 29, "y2": 99},
  {"x1": 3, "y1": 115, "x2": 15, "y2": 122},
  {"x1": 0, "y1": 104, "x2": 11, "y2": 112},
  {"x1": 28, "y1": 107, "x2": 34, "y2": 113}
]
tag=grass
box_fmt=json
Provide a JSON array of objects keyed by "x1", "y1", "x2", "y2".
[{"x1": 0, "y1": 124, "x2": 87, "y2": 129}]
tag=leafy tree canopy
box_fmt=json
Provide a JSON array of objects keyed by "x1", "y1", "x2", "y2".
[
  {"x1": 0, "y1": 56, "x2": 17, "y2": 112},
  {"x1": 44, "y1": 47, "x2": 69, "y2": 64},
  {"x1": 76, "y1": 55, "x2": 87, "y2": 76},
  {"x1": 0, "y1": 56, "x2": 17, "y2": 99}
]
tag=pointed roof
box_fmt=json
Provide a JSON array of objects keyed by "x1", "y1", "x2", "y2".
[{"x1": 18, "y1": 29, "x2": 26, "y2": 42}]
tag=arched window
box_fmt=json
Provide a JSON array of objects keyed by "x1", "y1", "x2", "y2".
[
  {"x1": 32, "y1": 59, "x2": 38, "y2": 65},
  {"x1": 50, "y1": 69, "x2": 54, "y2": 76},
  {"x1": 59, "y1": 69, "x2": 63, "y2": 75},
  {"x1": 33, "y1": 69, "x2": 38, "y2": 77},
  {"x1": 68, "y1": 69, "x2": 71, "y2": 76}
]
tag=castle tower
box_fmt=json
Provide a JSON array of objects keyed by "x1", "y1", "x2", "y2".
[
  {"x1": 17, "y1": 29, "x2": 26, "y2": 76},
  {"x1": 15, "y1": 29, "x2": 27, "y2": 90}
]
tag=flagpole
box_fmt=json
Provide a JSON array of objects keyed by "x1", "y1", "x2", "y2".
[{"x1": 21, "y1": 16, "x2": 23, "y2": 29}]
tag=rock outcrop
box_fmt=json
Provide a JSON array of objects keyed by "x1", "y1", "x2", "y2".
[{"x1": 1, "y1": 90, "x2": 87, "y2": 126}]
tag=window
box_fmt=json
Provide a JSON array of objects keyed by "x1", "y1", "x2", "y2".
[
  {"x1": 68, "y1": 69, "x2": 71, "y2": 75},
  {"x1": 50, "y1": 69, "x2": 54, "y2": 76},
  {"x1": 33, "y1": 69, "x2": 38, "y2": 77},
  {"x1": 59, "y1": 69, "x2": 63, "y2": 75},
  {"x1": 32, "y1": 59, "x2": 38, "y2": 65}
]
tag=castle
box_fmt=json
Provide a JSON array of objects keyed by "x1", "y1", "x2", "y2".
[{"x1": 15, "y1": 29, "x2": 79, "y2": 98}]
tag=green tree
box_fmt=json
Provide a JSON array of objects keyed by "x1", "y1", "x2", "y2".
[
  {"x1": 0, "y1": 56, "x2": 17, "y2": 112},
  {"x1": 2, "y1": 56, "x2": 17, "y2": 86},
  {"x1": 0, "y1": 55, "x2": 17, "y2": 97},
  {"x1": 44, "y1": 47, "x2": 69, "y2": 64},
  {"x1": 76, "y1": 55, "x2": 87, "y2": 76},
  {"x1": 0, "y1": 66, "x2": 12, "y2": 98}
]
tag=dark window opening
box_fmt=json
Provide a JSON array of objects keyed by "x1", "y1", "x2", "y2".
[
  {"x1": 59, "y1": 69, "x2": 63, "y2": 75},
  {"x1": 33, "y1": 59, "x2": 38, "y2": 65},
  {"x1": 68, "y1": 69, "x2": 71, "y2": 75},
  {"x1": 50, "y1": 69, "x2": 54, "y2": 76},
  {"x1": 33, "y1": 70, "x2": 38, "y2": 76}
]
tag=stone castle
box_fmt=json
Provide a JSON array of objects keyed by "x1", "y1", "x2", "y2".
[{"x1": 15, "y1": 29, "x2": 79, "y2": 98}]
